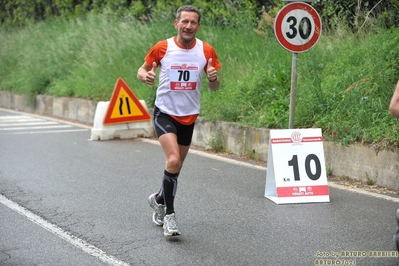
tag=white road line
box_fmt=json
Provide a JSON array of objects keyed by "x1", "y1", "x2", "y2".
[
  {"x1": 327, "y1": 182, "x2": 399, "y2": 203},
  {"x1": 0, "y1": 119, "x2": 46, "y2": 123},
  {"x1": 0, "y1": 125, "x2": 72, "y2": 131},
  {"x1": 141, "y1": 138, "x2": 399, "y2": 203},
  {"x1": 140, "y1": 138, "x2": 267, "y2": 171},
  {"x1": 3, "y1": 129, "x2": 89, "y2": 135},
  {"x1": 0, "y1": 121, "x2": 59, "y2": 127},
  {"x1": 0, "y1": 115, "x2": 33, "y2": 120},
  {"x1": 0, "y1": 112, "x2": 90, "y2": 135},
  {"x1": 0, "y1": 194, "x2": 131, "y2": 266}
]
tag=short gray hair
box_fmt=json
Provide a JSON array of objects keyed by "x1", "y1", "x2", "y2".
[{"x1": 176, "y1": 5, "x2": 201, "y2": 23}]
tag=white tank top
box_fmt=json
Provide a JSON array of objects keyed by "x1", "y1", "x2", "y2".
[{"x1": 155, "y1": 37, "x2": 207, "y2": 116}]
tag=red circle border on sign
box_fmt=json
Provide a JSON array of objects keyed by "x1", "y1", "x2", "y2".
[{"x1": 274, "y1": 2, "x2": 322, "y2": 53}]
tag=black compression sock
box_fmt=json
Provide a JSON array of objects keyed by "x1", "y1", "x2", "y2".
[{"x1": 163, "y1": 170, "x2": 179, "y2": 214}]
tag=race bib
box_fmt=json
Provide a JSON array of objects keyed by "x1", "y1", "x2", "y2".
[{"x1": 169, "y1": 62, "x2": 199, "y2": 91}]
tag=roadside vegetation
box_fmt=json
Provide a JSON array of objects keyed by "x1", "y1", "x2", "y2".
[{"x1": 1, "y1": 0, "x2": 399, "y2": 148}]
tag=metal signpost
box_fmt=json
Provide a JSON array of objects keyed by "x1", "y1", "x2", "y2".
[{"x1": 275, "y1": 1, "x2": 321, "y2": 128}]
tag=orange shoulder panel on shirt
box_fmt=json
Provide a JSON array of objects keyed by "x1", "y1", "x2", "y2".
[
  {"x1": 145, "y1": 40, "x2": 167, "y2": 67},
  {"x1": 203, "y1": 42, "x2": 222, "y2": 71}
]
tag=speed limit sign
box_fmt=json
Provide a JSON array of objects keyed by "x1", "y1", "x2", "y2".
[
  {"x1": 265, "y1": 128, "x2": 330, "y2": 204},
  {"x1": 274, "y1": 2, "x2": 322, "y2": 53}
]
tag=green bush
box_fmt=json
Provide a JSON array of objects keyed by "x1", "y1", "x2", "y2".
[
  {"x1": 296, "y1": 27, "x2": 399, "y2": 146},
  {"x1": 1, "y1": 4, "x2": 399, "y2": 149},
  {"x1": 2, "y1": 1, "x2": 399, "y2": 30}
]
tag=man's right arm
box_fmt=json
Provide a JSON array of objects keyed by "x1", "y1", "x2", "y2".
[{"x1": 137, "y1": 62, "x2": 153, "y2": 84}]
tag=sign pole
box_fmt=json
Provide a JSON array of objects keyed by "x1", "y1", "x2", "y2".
[
  {"x1": 267, "y1": 1, "x2": 328, "y2": 205},
  {"x1": 275, "y1": 1, "x2": 321, "y2": 129},
  {"x1": 289, "y1": 52, "x2": 298, "y2": 129}
]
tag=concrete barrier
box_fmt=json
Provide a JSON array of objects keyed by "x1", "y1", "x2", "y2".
[
  {"x1": 90, "y1": 101, "x2": 154, "y2": 140},
  {"x1": 1, "y1": 91, "x2": 399, "y2": 190}
]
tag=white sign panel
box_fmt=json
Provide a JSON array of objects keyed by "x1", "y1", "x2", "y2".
[
  {"x1": 265, "y1": 128, "x2": 330, "y2": 204},
  {"x1": 274, "y1": 2, "x2": 322, "y2": 53}
]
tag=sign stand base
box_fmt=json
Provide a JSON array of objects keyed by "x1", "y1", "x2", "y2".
[
  {"x1": 91, "y1": 101, "x2": 154, "y2": 141},
  {"x1": 266, "y1": 195, "x2": 330, "y2": 205}
]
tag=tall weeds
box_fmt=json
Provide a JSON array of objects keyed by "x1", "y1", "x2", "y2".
[{"x1": 1, "y1": 12, "x2": 399, "y2": 147}]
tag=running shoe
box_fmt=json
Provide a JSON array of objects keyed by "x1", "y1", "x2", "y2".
[
  {"x1": 148, "y1": 193, "x2": 165, "y2": 226},
  {"x1": 163, "y1": 213, "x2": 181, "y2": 236}
]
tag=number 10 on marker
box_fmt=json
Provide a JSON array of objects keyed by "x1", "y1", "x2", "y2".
[
  {"x1": 288, "y1": 154, "x2": 322, "y2": 181},
  {"x1": 265, "y1": 128, "x2": 330, "y2": 204}
]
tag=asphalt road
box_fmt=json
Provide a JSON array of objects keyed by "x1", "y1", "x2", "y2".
[{"x1": 1, "y1": 108, "x2": 399, "y2": 266}]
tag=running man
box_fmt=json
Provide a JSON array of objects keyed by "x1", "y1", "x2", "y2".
[{"x1": 137, "y1": 5, "x2": 222, "y2": 236}]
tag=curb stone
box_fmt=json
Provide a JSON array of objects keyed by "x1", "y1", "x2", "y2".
[{"x1": 1, "y1": 91, "x2": 399, "y2": 191}]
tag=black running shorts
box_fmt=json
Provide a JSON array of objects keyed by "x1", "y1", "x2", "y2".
[{"x1": 153, "y1": 106, "x2": 195, "y2": 146}]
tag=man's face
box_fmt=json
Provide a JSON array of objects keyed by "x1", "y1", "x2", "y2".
[{"x1": 175, "y1": 11, "x2": 201, "y2": 45}]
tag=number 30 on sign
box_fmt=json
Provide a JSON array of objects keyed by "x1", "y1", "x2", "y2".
[
  {"x1": 265, "y1": 128, "x2": 330, "y2": 204},
  {"x1": 274, "y1": 2, "x2": 322, "y2": 53}
]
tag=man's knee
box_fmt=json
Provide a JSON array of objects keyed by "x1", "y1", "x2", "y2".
[{"x1": 166, "y1": 156, "x2": 182, "y2": 173}]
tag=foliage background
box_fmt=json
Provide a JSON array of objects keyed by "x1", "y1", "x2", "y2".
[
  {"x1": 1, "y1": 0, "x2": 399, "y2": 29},
  {"x1": 1, "y1": 0, "x2": 399, "y2": 148}
]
